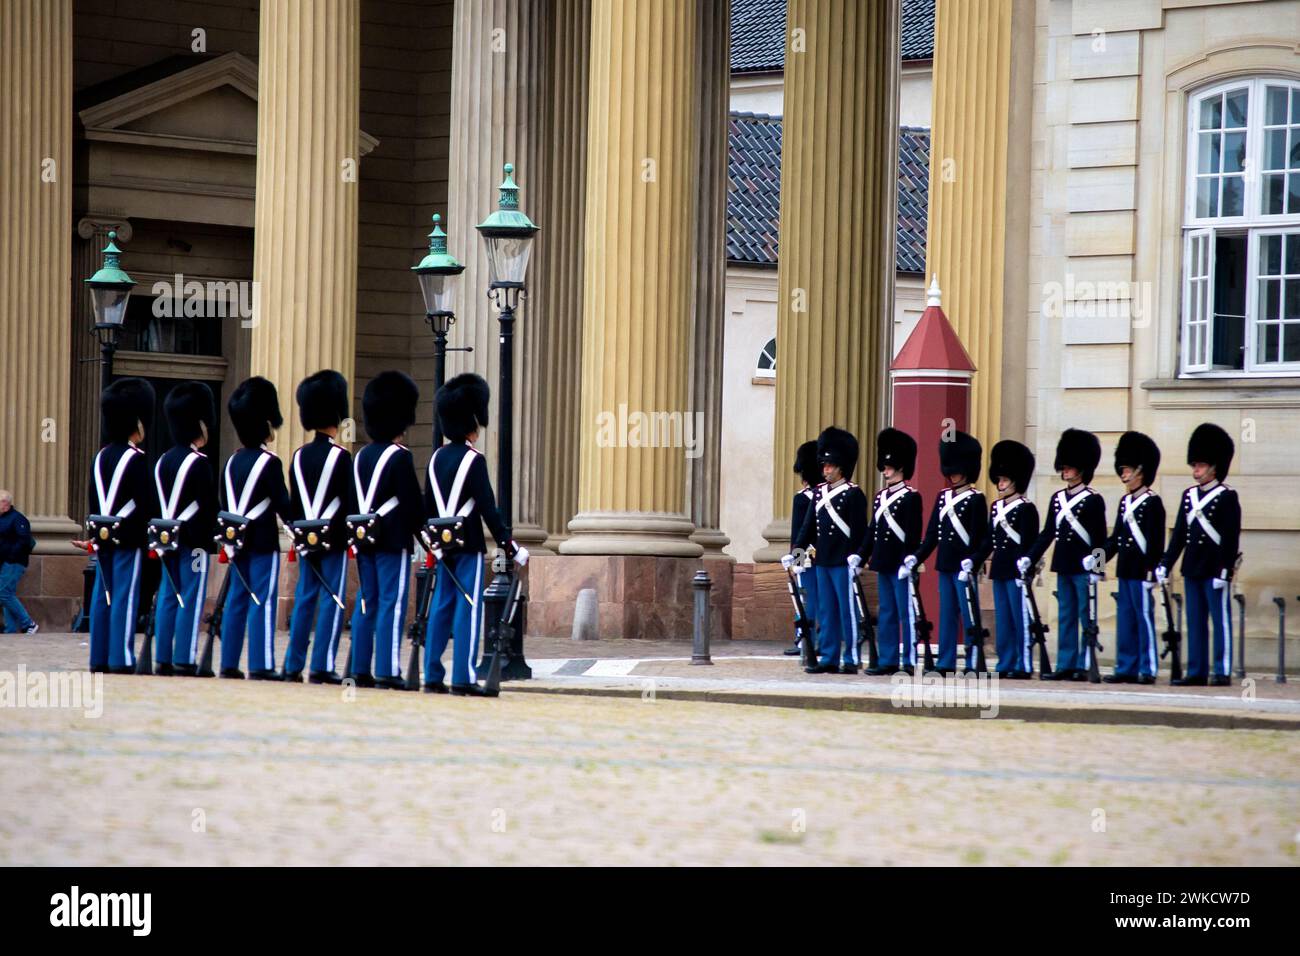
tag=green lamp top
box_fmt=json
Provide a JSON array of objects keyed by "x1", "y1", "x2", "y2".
[
  {"x1": 412, "y1": 214, "x2": 465, "y2": 274},
  {"x1": 85, "y1": 231, "x2": 135, "y2": 288},
  {"x1": 476, "y1": 163, "x2": 538, "y2": 236}
]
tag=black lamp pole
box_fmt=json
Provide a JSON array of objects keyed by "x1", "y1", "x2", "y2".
[{"x1": 476, "y1": 164, "x2": 537, "y2": 681}]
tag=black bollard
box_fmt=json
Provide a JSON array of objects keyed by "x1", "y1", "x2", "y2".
[{"x1": 692, "y1": 570, "x2": 712, "y2": 665}]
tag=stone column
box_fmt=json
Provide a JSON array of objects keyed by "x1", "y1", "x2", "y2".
[
  {"x1": 926, "y1": 0, "x2": 1033, "y2": 487},
  {"x1": 445, "y1": 0, "x2": 546, "y2": 538},
  {"x1": 755, "y1": 0, "x2": 900, "y2": 561},
  {"x1": 0, "y1": 0, "x2": 78, "y2": 540},
  {"x1": 560, "y1": 0, "x2": 702, "y2": 557},
  {"x1": 538, "y1": 0, "x2": 591, "y2": 550},
  {"x1": 251, "y1": 0, "x2": 361, "y2": 459},
  {"x1": 687, "y1": 0, "x2": 732, "y2": 559}
]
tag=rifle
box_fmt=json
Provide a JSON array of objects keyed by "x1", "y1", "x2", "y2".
[
  {"x1": 1231, "y1": 552, "x2": 1245, "y2": 679},
  {"x1": 908, "y1": 567, "x2": 936, "y2": 673},
  {"x1": 196, "y1": 569, "x2": 231, "y2": 678},
  {"x1": 1083, "y1": 571, "x2": 1103, "y2": 683},
  {"x1": 849, "y1": 567, "x2": 879, "y2": 670},
  {"x1": 1021, "y1": 564, "x2": 1052, "y2": 677},
  {"x1": 481, "y1": 553, "x2": 524, "y2": 697},
  {"x1": 135, "y1": 588, "x2": 158, "y2": 676},
  {"x1": 960, "y1": 569, "x2": 989, "y2": 675},
  {"x1": 784, "y1": 549, "x2": 818, "y2": 669},
  {"x1": 406, "y1": 556, "x2": 437, "y2": 690},
  {"x1": 1158, "y1": 578, "x2": 1183, "y2": 683}
]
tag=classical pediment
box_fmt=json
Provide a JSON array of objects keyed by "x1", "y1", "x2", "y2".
[{"x1": 78, "y1": 51, "x2": 377, "y2": 157}]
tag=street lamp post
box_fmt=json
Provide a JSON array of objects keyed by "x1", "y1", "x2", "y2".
[
  {"x1": 476, "y1": 163, "x2": 538, "y2": 681},
  {"x1": 412, "y1": 213, "x2": 469, "y2": 447},
  {"x1": 73, "y1": 231, "x2": 136, "y2": 632}
]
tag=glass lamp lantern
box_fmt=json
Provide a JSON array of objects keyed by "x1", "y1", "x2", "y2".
[
  {"x1": 412, "y1": 213, "x2": 465, "y2": 333},
  {"x1": 85, "y1": 231, "x2": 135, "y2": 344},
  {"x1": 475, "y1": 163, "x2": 538, "y2": 289}
]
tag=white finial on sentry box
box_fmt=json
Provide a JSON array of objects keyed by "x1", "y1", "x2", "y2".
[{"x1": 926, "y1": 275, "x2": 942, "y2": 308}]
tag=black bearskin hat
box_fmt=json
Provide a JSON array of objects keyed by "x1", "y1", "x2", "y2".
[
  {"x1": 989, "y1": 440, "x2": 1034, "y2": 494},
  {"x1": 876, "y1": 428, "x2": 917, "y2": 480},
  {"x1": 1187, "y1": 422, "x2": 1234, "y2": 481},
  {"x1": 817, "y1": 426, "x2": 859, "y2": 479},
  {"x1": 793, "y1": 440, "x2": 821, "y2": 486},
  {"x1": 363, "y1": 370, "x2": 419, "y2": 442},
  {"x1": 228, "y1": 376, "x2": 283, "y2": 448},
  {"x1": 436, "y1": 373, "x2": 490, "y2": 444},
  {"x1": 296, "y1": 369, "x2": 349, "y2": 431},
  {"x1": 1114, "y1": 431, "x2": 1160, "y2": 485},
  {"x1": 164, "y1": 381, "x2": 214, "y2": 446},
  {"x1": 1054, "y1": 428, "x2": 1101, "y2": 485},
  {"x1": 939, "y1": 431, "x2": 982, "y2": 481},
  {"x1": 101, "y1": 377, "x2": 155, "y2": 444}
]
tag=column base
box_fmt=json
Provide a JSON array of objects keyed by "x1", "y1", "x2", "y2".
[
  {"x1": 31, "y1": 515, "x2": 84, "y2": 554},
  {"x1": 512, "y1": 522, "x2": 556, "y2": 555},
  {"x1": 560, "y1": 512, "x2": 704, "y2": 558},
  {"x1": 525, "y1": 553, "x2": 731, "y2": 641},
  {"x1": 689, "y1": 526, "x2": 733, "y2": 559},
  {"x1": 752, "y1": 518, "x2": 791, "y2": 563}
]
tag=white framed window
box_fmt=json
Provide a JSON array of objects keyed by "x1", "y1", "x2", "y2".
[
  {"x1": 1181, "y1": 77, "x2": 1300, "y2": 375},
  {"x1": 755, "y1": 337, "x2": 776, "y2": 378}
]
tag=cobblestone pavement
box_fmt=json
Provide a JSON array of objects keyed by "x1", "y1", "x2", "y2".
[{"x1": 1, "y1": 632, "x2": 1297, "y2": 866}]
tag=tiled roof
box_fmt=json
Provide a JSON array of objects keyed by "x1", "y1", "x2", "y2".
[
  {"x1": 727, "y1": 112, "x2": 782, "y2": 266},
  {"x1": 730, "y1": 0, "x2": 786, "y2": 74},
  {"x1": 895, "y1": 126, "x2": 930, "y2": 275},
  {"x1": 729, "y1": 0, "x2": 935, "y2": 73},
  {"x1": 901, "y1": 0, "x2": 936, "y2": 61},
  {"x1": 727, "y1": 113, "x2": 930, "y2": 276}
]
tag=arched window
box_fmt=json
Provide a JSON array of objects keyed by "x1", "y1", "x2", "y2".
[
  {"x1": 1182, "y1": 77, "x2": 1300, "y2": 375},
  {"x1": 755, "y1": 337, "x2": 776, "y2": 379}
]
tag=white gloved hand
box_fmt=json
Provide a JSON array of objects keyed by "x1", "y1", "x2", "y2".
[
  {"x1": 957, "y1": 557, "x2": 974, "y2": 582},
  {"x1": 513, "y1": 544, "x2": 530, "y2": 568},
  {"x1": 1016, "y1": 556, "x2": 1031, "y2": 577},
  {"x1": 781, "y1": 553, "x2": 795, "y2": 571},
  {"x1": 896, "y1": 564, "x2": 911, "y2": 581},
  {"x1": 847, "y1": 553, "x2": 862, "y2": 572},
  {"x1": 1155, "y1": 565, "x2": 1169, "y2": 585},
  {"x1": 1141, "y1": 579, "x2": 1156, "y2": 591},
  {"x1": 1081, "y1": 554, "x2": 1094, "y2": 573},
  {"x1": 903, "y1": 555, "x2": 918, "y2": 572},
  {"x1": 1212, "y1": 575, "x2": 1227, "y2": 590}
]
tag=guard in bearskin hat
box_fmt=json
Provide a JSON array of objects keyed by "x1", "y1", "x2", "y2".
[
  {"x1": 972, "y1": 440, "x2": 1039, "y2": 677},
  {"x1": 782, "y1": 440, "x2": 822, "y2": 658},
  {"x1": 1158, "y1": 423, "x2": 1241, "y2": 686},
  {"x1": 851, "y1": 428, "x2": 921, "y2": 674},
  {"x1": 1100, "y1": 432, "x2": 1165, "y2": 684},
  {"x1": 904, "y1": 431, "x2": 987, "y2": 675},
  {"x1": 87, "y1": 377, "x2": 156, "y2": 673},
  {"x1": 1024, "y1": 428, "x2": 1107, "y2": 680},
  {"x1": 283, "y1": 370, "x2": 357, "y2": 684},
  {"x1": 218, "y1": 376, "x2": 291, "y2": 680},
  {"x1": 347, "y1": 370, "x2": 425, "y2": 690},
  {"x1": 787, "y1": 426, "x2": 869, "y2": 674},
  {"x1": 423, "y1": 373, "x2": 527, "y2": 695},
  {"x1": 150, "y1": 382, "x2": 218, "y2": 676}
]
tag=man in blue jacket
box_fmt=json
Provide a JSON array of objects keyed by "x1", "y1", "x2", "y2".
[{"x1": 0, "y1": 490, "x2": 38, "y2": 634}]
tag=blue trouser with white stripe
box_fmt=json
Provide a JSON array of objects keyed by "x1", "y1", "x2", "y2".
[
  {"x1": 814, "y1": 565, "x2": 857, "y2": 667},
  {"x1": 424, "y1": 551, "x2": 485, "y2": 687},
  {"x1": 350, "y1": 548, "x2": 409, "y2": 679},
  {"x1": 992, "y1": 577, "x2": 1027, "y2": 674},
  {"x1": 220, "y1": 549, "x2": 280, "y2": 673},
  {"x1": 89, "y1": 547, "x2": 143, "y2": 670},
  {"x1": 285, "y1": 550, "x2": 349, "y2": 675},
  {"x1": 936, "y1": 570, "x2": 970, "y2": 672},
  {"x1": 1114, "y1": 577, "x2": 1158, "y2": 678},
  {"x1": 1184, "y1": 575, "x2": 1232, "y2": 680},
  {"x1": 154, "y1": 550, "x2": 209, "y2": 666},
  {"x1": 875, "y1": 572, "x2": 914, "y2": 668},
  {"x1": 1055, "y1": 572, "x2": 1090, "y2": 673}
]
